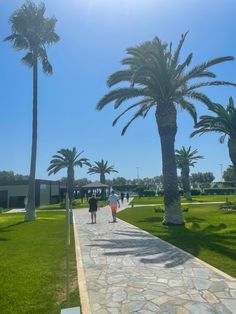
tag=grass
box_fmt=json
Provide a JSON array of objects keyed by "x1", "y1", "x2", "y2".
[
  {"x1": 131, "y1": 194, "x2": 235, "y2": 205},
  {"x1": 0, "y1": 211, "x2": 80, "y2": 314},
  {"x1": 38, "y1": 199, "x2": 108, "y2": 211},
  {"x1": 117, "y1": 203, "x2": 236, "y2": 277}
]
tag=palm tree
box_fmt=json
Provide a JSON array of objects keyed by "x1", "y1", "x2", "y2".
[
  {"x1": 47, "y1": 148, "x2": 90, "y2": 203},
  {"x1": 175, "y1": 146, "x2": 203, "y2": 200},
  {"x1": 5, "y1": 1, "x2": 59, "y2": 221},
  {"x1": 88, "y1": 159, "x2": 118, "y2": 183},
  {"x1": 191, "y1": 97, "x2": 236, "y2": 196},
  {"x1": 96, "y1": 33, "x2": 236, "y2": 225}
]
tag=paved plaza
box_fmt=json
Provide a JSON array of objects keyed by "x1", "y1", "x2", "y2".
[{"x1": 73, "y1": 203, "x2": 236, "y2": 314}]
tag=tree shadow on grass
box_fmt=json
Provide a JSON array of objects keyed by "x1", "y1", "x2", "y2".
[
  {"x1": 135, "y1": 216, "x2": 236, "y2": 272},
  {"x1": 0, "y1": 221, "x2": 25, "y2": 233}
]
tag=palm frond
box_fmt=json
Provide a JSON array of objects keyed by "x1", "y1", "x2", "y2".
[{"x1": 96, "y1": 87, "x2": 148, "y2": 110}]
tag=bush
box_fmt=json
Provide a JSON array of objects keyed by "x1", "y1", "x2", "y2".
[
  {"x1": 220, "y1": 201, "x2": 236, "y2": 211},
  {"x1": 60, "y1": 201, "x2": 65, "y2": 209},
  {"x1": 204, "y1": 188, "x2": 235, "y2": 195},
  {"x1": 190, "y1": 189, "x2": 201, "y2": 196},
  {"x1": 154, "y1": 207, "x2": 164, "y2": 213},
  {"x1": 143, "y1": 190, "x2": 156, "y2": 197}
]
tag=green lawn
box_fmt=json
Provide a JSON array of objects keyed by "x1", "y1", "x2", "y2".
[
  {"x1": 117, "y1": 204, "x2": 236, "y2": 277},
  {"x1": 0, "y1": 212, "x2": 80, "y2": 314},
  {"x1": 39, "y1": 199, "x2": 108, "y2": 210},
  {"x1": 131, "y1": 194, "x2": 235, "y2": 205}
]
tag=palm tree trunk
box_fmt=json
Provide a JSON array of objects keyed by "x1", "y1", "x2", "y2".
[
  {"x1": 100, "y1": 173, "x2": 106, "y2": 197},
  {"x1": 67, "y1": 166, "x2": 74, "y2": 224},
  {"x1": 156, "y1": 103, "x2": 184, "y2": 225},
  {"x1": 181, "y1": 166, "x2": 192, "y2": 200},
  {"x1": 228, "y1": 137, "x2": 236, "y2": 198},
  {"x1": 25, "y1": 54, "x2": 38, "y2": 221},
  {"x1": 100, "y1": 173, "x2": 105, "y2": 184},
  {"x1": 67, "y1": 167, "x2": 75, "y2": 202}
]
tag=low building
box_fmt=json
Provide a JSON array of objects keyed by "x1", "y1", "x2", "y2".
[{"x1": 0, "y1": 179, "x2": 65, "y2": 208}]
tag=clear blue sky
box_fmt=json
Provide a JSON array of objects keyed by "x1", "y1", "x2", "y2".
[{"x1": 1, "y1": 0, "x2": 236, "y2": 181}]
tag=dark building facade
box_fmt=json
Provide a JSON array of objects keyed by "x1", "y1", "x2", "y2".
[{"x1": 0, "y1": 179, "x2": 65, "y2": 208}]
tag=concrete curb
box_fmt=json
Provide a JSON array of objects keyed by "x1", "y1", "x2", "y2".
[{"x1": 73, "y1": 216, "x2": 92, "y2": 314}]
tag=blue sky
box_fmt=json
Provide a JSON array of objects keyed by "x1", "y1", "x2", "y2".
[{"x1": 1, "y1": 0, "x2": 236, "y2": 181}]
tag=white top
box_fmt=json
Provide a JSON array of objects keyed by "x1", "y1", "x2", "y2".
[{"x1": 108, "y1": 194, "x2": 119, "y2": 205}]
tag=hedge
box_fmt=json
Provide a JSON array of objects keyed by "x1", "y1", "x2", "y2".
[{"x1": 204, "y1": 188, "x2": 235, "y2": 195}]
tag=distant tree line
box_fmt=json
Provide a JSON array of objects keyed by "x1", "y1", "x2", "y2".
[{"x1": 0, "y1": 171, "x2": 29, "y2": 184}]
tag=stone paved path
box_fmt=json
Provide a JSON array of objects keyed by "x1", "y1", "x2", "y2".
[{"x1": 73, "y1": 202, "x2": 236, "y2": 314}]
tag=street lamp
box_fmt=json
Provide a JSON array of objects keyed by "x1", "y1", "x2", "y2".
[
  {"x1": 136, "y1": 167, "x2": 140, "y2": 182},
  {"x1": 219, "y1": 164, "x2": 223, "y2": 182}
]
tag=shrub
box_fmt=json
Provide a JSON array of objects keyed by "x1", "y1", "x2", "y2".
[
  {"x1": 220, "y1": 201, "x2": 236, "y2": 211},
  {"x1": 60, "y1": 201, "x2": 65, "y2": 209},
  {"x1": 154, "y1": 207, "x2": 164, "y2": 213},
  {"x1": 204, "y1": 188, "x2": 235, "y2": 195},
  {"x1": 143, "y1": 190, "x2": 156, "y2": 197},
  {"x1": 190, "y1": 189, "x2": 201, "y2": 196}
]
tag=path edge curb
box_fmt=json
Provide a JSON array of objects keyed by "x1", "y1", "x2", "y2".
[{"x1": 73, "y1": 214, "x2": 92, "y2": 314}]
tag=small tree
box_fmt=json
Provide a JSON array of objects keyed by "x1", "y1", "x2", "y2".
[
  {"x1": 223, "y1": 165, "x2": 234, "y2": 182},
  {"x1": 47, "y1": 148, "x2": 90, "y2": 204},
  {"x1": 88, "y1": 160, "x2": 118, "y2": 184},
  {"x1": 176, "y1": 146, "x2": 203, "y2": 200}
]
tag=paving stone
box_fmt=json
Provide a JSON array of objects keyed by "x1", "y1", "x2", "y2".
[
  {"x1": 202, "y1": 290, "x2": 219, "y2": 304},
  {"x1": 121, "y1": 301, "x2": 145, "y2": 312},
  {"x1": 193, "y1": 267, "x2": 209, "y2": 279},
  {"x1": 230, "y1": 290, "x2": 236, "y2": 298},
  {"x1": 214, "y1": 303, "x2": 234, "y2": 314},
  {"x1": 185, "y1": 301, "x2": 216, "y2": 313},
  {"x1": 176, "y1": 307, "x2": 191, "y2": 314},
  {"x1": 151, "y1": 294, "x2": 174, "y2": 306},
  {"x1": 193, "y1": 278, "x2": 211, "y2": 290},
  {"x1": 209, "y1": 280, "x2": 228, "y2": 292},
  {"x1": 220, "y1": 299, "x2": 236, "y2": 313}
]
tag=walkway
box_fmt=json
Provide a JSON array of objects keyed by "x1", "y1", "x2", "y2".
[{"x1": 73, "y1": 202, "x2": 236, "y2": 314}]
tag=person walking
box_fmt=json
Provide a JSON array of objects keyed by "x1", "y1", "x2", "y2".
[
  {"x1": 108, "y1": 190, "x2": 120, "y2": 222},
  {"x1": 88, "y1": 194, "x2": 98, "y2": 224},
  {"x1": 126, "y1": 192, "x2": 130, "y2": 202},
  {"x1": 120, "y1": 192, "x2": 125, "y2": 204}
]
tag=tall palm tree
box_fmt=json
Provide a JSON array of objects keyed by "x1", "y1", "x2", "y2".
[
  {"x1": 191, "y1": 97, "x2": 236, "y2": 196},
  {"x1": 175, "y1": 146, "x2": 203, "y2": 200},
  {"x1": 96, "y1": 33, "x2": 236, "y2": 225},
  {"x1": 5, "y1": 1, "x2": 59, "y2": 221},
  {"x1": 47, "y1": 148, "x2": 90, "y2": 203},
  {"x1": 88, "y1": 159, "x2": 118, "y2": 183}
]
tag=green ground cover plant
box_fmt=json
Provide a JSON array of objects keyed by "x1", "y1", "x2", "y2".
[
  {"x1": 118, "y1": 204, "x2": 236, "y2": 277},
  {"x1": 131, "y1": 194, "x2": 235, "y2": 205},
  {"x1": 0, "y1": 212, "x2": 80, "y2": 314}
]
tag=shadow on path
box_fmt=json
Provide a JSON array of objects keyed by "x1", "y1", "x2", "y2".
[{"x1": 87, "y1": 228, "x2": 193, "y2": 268}]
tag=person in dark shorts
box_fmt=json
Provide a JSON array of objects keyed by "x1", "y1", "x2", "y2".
[
  {"x1": 126, "y1": 192, "x2": 129, "y2": 202},
  {"x1": 88, "y1": 194, "x2": 98, "y2": 224},
  {"x1": 120, "y1": 192, "x2": 125, "y2": 203}
]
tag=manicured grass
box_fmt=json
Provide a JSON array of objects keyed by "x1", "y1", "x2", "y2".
[
  {"x1": 117, "y1": 204, "x2": 236, "y2": 277},
  {"x1": 39, "y1": 199, "x2": 108, "y2": 210},
  {"x1": 131, "y1": 194, "x2": 235, "y2": 205},
  {"x1": 0, "y1": 212, "x2": 80, "y2": 314}
]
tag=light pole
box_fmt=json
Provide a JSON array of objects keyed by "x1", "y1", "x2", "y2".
[
  {"x1": 136, "y1": 167, "x2": 140, "y2": 183},
  {"x1": 219, "y1": 164, "x2": 223, "y2": 182}
]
